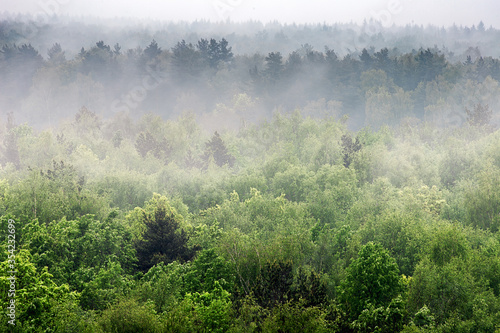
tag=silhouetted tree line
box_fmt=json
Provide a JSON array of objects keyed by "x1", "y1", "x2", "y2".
[{"x1": 2, "y1": 37, "x2": 500, "y2": 126}]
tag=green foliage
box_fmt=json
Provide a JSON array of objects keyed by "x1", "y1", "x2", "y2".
[
  {"x1": 0, "y1": 249, "x2": 75, "y2": 331},
  {"x1": 271, "y1": 164, "x2": 316, "y2": 202},
  {"x1": 306, "y1": 164, "x2": 359, "y2": 228},
  {"x1": 229, "y1": 295, "x2": 269, "y2": 333},
  {"x1": 341, "y1": 133, "x2": 362, "y2": 168},
  {"x1": 260, "y1": 300, "x2": 328, "y2": 333},
  {"x1": 20, "y1": 213, "x2": 136, "y2": 292},
  {"x1": 408, "y1": 257, "x2": 483, "y2": 324},
  {"x1": 293, "y1": 267, "x2": 327, "y2": 307},
  {"x1": 2, "y1": 126, "x2": 20, "y2": 169},
  {"x1": 135, "y1": 131, "x2": 171, "y2": 163},
  {"x1": 359, "y1": 211, "x2": 429, "y2": 276},
  {"x1": 413, "y1": 305, "x2": 435, "y2": 328},
  {"x1": 351, "y1": 295, "x2": 407, "y2": 333},
  {"x1": 3, "y1": 161, "x2": 109, "y2": 224},
  {"x1": 439, "y1": 138, "x2": 478, "y2": 189},
  {"x1": 183, "y1": 248, "x2": 236, "y2": 295},
  {"x1": 161, "y1": 296, "x2": 200, "y2": 332},
  {"x1": 1, "y1": 41, "x2": 500, "y2": 331},
  {"x1": 338, "y1": 242, "x2": 404, "y2": 320},
  {"x1": 134, "y1": 195, "x2": 197, "y2": 271},
  {"x1": 51, "y1": 297, "x2": 100, "y2": 333},
  {"x1": 203, "y1": 131, "x2": 235, "y2": 168},
  {"x1": 464, "y1": 162, "x2": 500, "y2": 231},
  {"x1": 252, "y1": 260, "x2": 294, "y2": 308},
  {"x1": 185, "y1": 281, "x2": 233, "y2": 333},
  {"x1": 97, "y1": 298, "x2": 161, "y2": 333},
  {"x1": 429, "y1": 225, "x2": 469, "y2": 266},
  {"x1": 137, "y1": 261, "x2": 185, "y2": 313},
  {"x1": 80, "y1": 260, "x2": 133, "y2": 311},
  {"x1": 93, "y1": 171, "x2": 152, "y2": 211}
]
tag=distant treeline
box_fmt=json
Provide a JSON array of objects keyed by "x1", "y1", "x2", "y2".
[{"x1": 1, "y1": 18, "x2": 500, "y2": 129}]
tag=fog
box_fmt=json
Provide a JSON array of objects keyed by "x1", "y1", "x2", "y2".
[
  {"x1": 1, "y1": 11, "x2": 500, "y2": 131},
  {"x1": 4, "y1": 0, "x2": 500, "y2": 28},
  {"x1": 2, "y1": 2, "x2": 500, "y2": 331},
  {"x1": 1, "y1": 2, "x2": 500, "y2": 134}
]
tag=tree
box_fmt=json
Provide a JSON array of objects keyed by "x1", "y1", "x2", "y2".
[
  {"x1": 429, "y1": 225, "x2": 469, "y2": 266},
  {"x1": 183, "y1": 248, "x2": 236, "y2": 295},
  {"x1": 74, "y1": 106, "x2": 101, "y2": 135},
  {"x1": 135, "y1": 131, "x2": 171, "y2": 162},
  {"x1": 253, "y1": 260, "x2": 294, "y2": 309},
  {"x1": 218, "y1": 38, "x2": 234, "y2": 64},
  {"x1": 6, "y1": 161, "x2": 108, "y2": 224},
  {"x1": 374, "y1": 48, "x2": 391, "y2": 73},
  {"x1": 184, "y1": 281, "x2": 233, "y2": 333},
  {"x1": 261, "y1": 300, "x2": 328, "y2": 333},
  {"x1": 2, "y1": 114, "x2": 20, "y2": 169},
  {"x1": 97, "y1": 298, "x2": 160, "y2": 333},
  {"x1": 465, "y1": 103, "x2": 492, "y2": 127},
  {"x1": 135, "y1": 204, "x2": 196, "y2": 271},
  {"x1": 202, "y1": 131, "x2": 235, "y2": 167},
  {"x1": 113, "y1": 43, "x2": 122, "y2": 56},
  {"x1": 265, "y1": 52, "x2": 284, "y2": 83},
  {"x1": 293, "y1": 268, "x2": 327, "y2": 307},
  {"x1": 415, "y1": 48, "x2": 446, "y2": 83},
  {"x1": 408, "y1": 257, "x2": 479, "y2": 325},
  {"x1": 0, "y1": 249, "x2": 74, "y2": 330},
  {"x1": 360, "y1": 48, "x2": 374, "y2": 71},
  {"x1": 199, "y1": 38, "x2": 234, "y2": 69},
  {"x1": 0, "y1": 44, "x2": 43, "y2": 103},
  {"x1": 135, "y1": 132, "x2": 157, "y2": 158},
  {"x1": 171, "y1": 40, "x2": 201, "y2": 80},
  {"x1": 464, "y1": 163, "x2": 500, "y2": 231},
  {"x1": 79, "y1": 41, "x2": 118, "y2": 83},
  {"x1": 351, "y1": 296, "x2": 406, "y2": 333},
  {"x1": 341, "y1": 133, "x2": 362, "y2": 168},
  {"x1": 338, "y1": 242, "x2": 404, "y2": 321},
  {"x1": 47, "y1": 43, "x2": 66, "y2": 65},
  {"x1": 143, "y1": 39, "x2": 162, "y2": 61}
]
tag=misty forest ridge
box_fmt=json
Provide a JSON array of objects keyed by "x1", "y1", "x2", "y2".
[{"x1": 0, "y1": 13, "x2": 500, "y2": 333}]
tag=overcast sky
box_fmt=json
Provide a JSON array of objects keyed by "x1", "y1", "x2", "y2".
[{"x1": 2, "y1": 0, "x2": 499, "y2": 28}]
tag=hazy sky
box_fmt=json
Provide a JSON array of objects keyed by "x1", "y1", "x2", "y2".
[{"x1": 2, "y1": 0, "x2": 499, "y2": 28}]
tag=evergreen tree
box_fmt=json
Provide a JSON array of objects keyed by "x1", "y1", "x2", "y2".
[
  {"x1": 171, "y1": 40, "x2": 201, "y2": 80},
  {"x1": 143, "y1": 39, "x2": 162, "y2": 61},
  {"x1": 135, "y1": 207, "x2": 196, "y2": 271},
  {"x1": 360, "y1": 48, "x2": 374, "y2": 71},
  {"x1": 202, "y1": 131, "x2": 235, "y2": 167},
  {"x1": 47, "y1": 43, "x2": 66, "y2": 65},
  {"x1": 265, "y1": 52, "x2": 284, "y2": 83}
]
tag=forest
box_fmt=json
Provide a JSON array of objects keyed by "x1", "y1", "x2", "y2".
[{"x1": 0, "y1": 15, "x2": 500, "y2": 332}]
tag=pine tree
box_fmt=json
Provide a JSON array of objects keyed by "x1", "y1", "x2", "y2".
[
  {"x1": 135, "y1": 207, "x2": 196, "y2": 271},
  {"x1": 202, "y1": 131, "x2": 235, "y2": 167}
]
